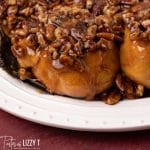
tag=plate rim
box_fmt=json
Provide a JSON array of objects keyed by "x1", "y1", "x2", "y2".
[{"x1": 0, "y1": 68, "x2": 150, "y2": 132}]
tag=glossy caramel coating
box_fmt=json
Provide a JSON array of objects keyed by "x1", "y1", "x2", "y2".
[
  {"x1": 32, "y1": 42, "x2": 119, "y2": 99},
  {"x1": 121, "y1": 28, "x2": 150, "y2": 88}
]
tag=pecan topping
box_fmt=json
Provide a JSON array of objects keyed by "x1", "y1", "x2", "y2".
[{"x1": 0, "y1": 0, "x2": 149, "y2": 104}]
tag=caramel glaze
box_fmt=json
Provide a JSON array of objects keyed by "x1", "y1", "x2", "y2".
[
  {"x1": 32, "y1": 42, "x2": 119, "y2": 100},
  {"x1": 121, "y1": 28, "x2": 150, "y2": 88},
  {"x1": 3, "y1": 31, "x2": 118, "y2": 99}
]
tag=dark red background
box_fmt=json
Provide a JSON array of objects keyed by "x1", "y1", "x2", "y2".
[{"x1": 0, "y1": 110, "x2": 150, "y2": 150}]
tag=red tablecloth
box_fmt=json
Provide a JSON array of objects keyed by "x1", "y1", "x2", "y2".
[{"x1": 0, "y1": 110, "x2": 150, "y2": 150}]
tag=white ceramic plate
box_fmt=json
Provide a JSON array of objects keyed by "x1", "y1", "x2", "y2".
[{"x1": 0, "y1": 68, "x2": 150, "y2": 132}]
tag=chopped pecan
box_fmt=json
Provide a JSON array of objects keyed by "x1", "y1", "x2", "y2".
[
  {"x1": 71, "y1": 28, "x2": 84, "y2": 41},
  {"x1": 97, "y1": 38, "x2": 111, "y2": 50},
  {"x1": 19, "y1": 7, "x2": 33, "y2": 17},
  {"x1": 115, "y1": 73, "x2": 145, "y2": 99},
  {"x1": 60, "y1": 42, "x2": 72, "y2": 53},
  {"x1": 115, "y1": 74, "x2": 125, "y2": 92},
  {"x1": 59, "y1": 54, "x2": 74, "y2": 66},
  {"x1": 131, "y1": 2, "x2": 150, "y2": 12},
  {"x1": 7, "y1": 0, "x2": 17, "y2": 5},
  {"x1": 54, "y1": 27, "x2": 69, "y2": 39},
  {"x1": 105, "y1": 90, "x2": 121, "y2": 105},
  {"x1": 74, "y1": 41, "x2": 84, "y2": 56},
  {"x1": 36, "y1": 32, "x2": 46, "y2": 47},
  {"x1": 52, "y1": 51, "x2": 59, "y2": 60},
  {"x1": 135, "y1": 84, "x2": 144, "y2": 97},
  {"x1": 86, "y1": 25, "x2": 97, "y2": 40},
  {"x1": 7, "y1": 15, "x2": 17, "y2": 29},
  {"x1": 86, "y1": 0, "x2": 94, "y2": 9},
  {"x1": 97, "y1": 32, "x2": 122, "y2": 41},
  {"x1": 45, "y1": 24, "x2": 56, "y2": 41},
  {"x1": 13, "y1": 28, "x2": 28, "y2": 36},
  {"x1": 7, "y1": 6, "x2": 18, "y2": 16},
  {"x1": 142, "y1": 19, "x2": 150, "y2": 28}
]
